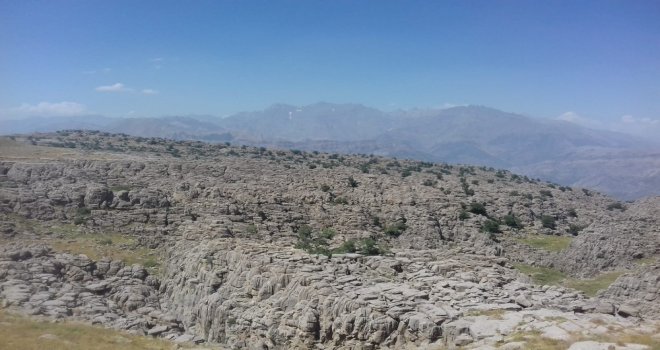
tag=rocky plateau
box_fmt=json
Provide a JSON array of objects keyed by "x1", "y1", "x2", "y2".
[{"x1": 0, "y1": 131, "x2": 658, "y2": 349}]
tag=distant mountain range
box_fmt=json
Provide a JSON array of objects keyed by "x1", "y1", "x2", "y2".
[{"x1": 2, "y1": 103, "x2": 658, "y2": 200}]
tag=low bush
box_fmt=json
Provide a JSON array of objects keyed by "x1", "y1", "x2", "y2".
[
  {"x1": 541, "y1": 215, "x2": 556, "y2": 230},
  {"x1": 468, "y1": 202, "x2": 487, "y2": 216}
]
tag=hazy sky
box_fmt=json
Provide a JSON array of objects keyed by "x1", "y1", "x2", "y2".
[{"x1": 1, "y1": 0, "x2": 659, "y2": 129}]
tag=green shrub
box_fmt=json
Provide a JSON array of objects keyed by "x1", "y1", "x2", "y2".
[
  {"x1": 320, "y1": 184, "x2": 331, "y2": 192},
  {"x1": 567, "y1": 224, "x2": 586, "y2": 236},
  {"x1": 567, "y1": 208, "x2": 578, "y2": 217},
  {"x1": 76, "y1": 207, "x2": 91, "y2": 216},
  {"x1": 459, "y1": 210, "x2": 469, "y2": 220},
  {"x1": 320, "y1": 228, "x2": 336, "y2": 239},
  {"x1": 295, "y1": 225, "x2": 334, "y2": 257},
  {"x1": 541, "y1": 215, "x2": 556, "y2": 230},
  {"x1": 607, "y1": 202, "x2": 625, "y2": 211},
  {"x1": 73, "y1": 216, "x2": 87, "y2": 225},
  {"x1": 143, "y1": 258, "x2": 159, "y2": 268},
  {"x1": 334, "y1": 240, "x2": 357, "y2": 254},
  {"x1": 422, "y1": 179, "x2": 436, "y2": 186},
  {"x1": 246, "y1": 224, "x2": 258, "y2": 234},
  {"x1": 296, "y1": 225, "x2": 313, "y2": 240},
  {"x1": 360, "y1": 238, "x2": 385, "y2": 256},
  {"x1": 539, "y1": 190, "x2": 553, "y2": 198},
  {"x1": 503, "y1": 214, "x2": 523, "y2": 229},
  {"x1": 98, "y1": 238, "x2": 113, "y2": 246},
  {"x1": 482, "y1": 219, "x2": 501, "y2": 233},
  {"x1": 347, "y1": 176, "x2": 359, "y2": 188},
  {"x1": 468, "y1": 202, "x2": 487, "y2": 216},
  {"x1": 334, "y1": 197, "x2": 349, "y2": 205},
  {"x1": 384, "y1": 221, "x2": 407, "y2": 237}
]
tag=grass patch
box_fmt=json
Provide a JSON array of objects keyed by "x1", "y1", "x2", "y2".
[
  {"x1": 465, "y1": 308, "x2": 505, "y2": 319},
  {"x1": 498, "y1": 327, "x2": 660, "y2": 350},
  {"x1": 2, "y1": 215, "x2": 161, "y2": 273},
  {"x1": 498, "y1": 330, "x2": 569, "y2": 350},
  {"x1": 513, "y1": 264, "x2": 566, "y2": 285},
  {"x1": 515, "y1": 234, "x2": 572, "y2": 252},
  {"x1": 0, "y1": 309, "x2": 194, "y2": 350},
  {"x1": 0, "y1": 137, "x2": 119, "y2": 161},
  {"x1": 50, "y1": 233, "x2": 159, "y2": 269},
  {"x1": 634, "y1": 256, "x2": 657, "y2": 266},
  {"x1": 603, "y1": 329, "x2": 660, "y2": 349},
  {"x1": 514, "y1": 264, "x2": 622, "y2": 296},
  {"x1": 563, "y1": 271, "x2": 622, "y2": 297}
]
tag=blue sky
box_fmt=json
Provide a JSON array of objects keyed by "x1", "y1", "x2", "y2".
[{"x1": 1, "y1": 0, "x2": 659, "y2": 132}]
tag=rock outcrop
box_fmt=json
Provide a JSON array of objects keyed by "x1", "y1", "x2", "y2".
[{"x1": 0, "y1": 131, "x2": 658, "y2": 349}]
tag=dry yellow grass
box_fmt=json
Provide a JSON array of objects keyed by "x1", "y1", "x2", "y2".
[
  {"x1": 498, "y1": 324, "x2": 660, "y2": 350},
  {"x1": 465, "y1": 308, "x2": 506, "y2": 319},
  {"x1": 498, "y1": 330, "x2": 569, "y2": 350},
  {"x1": 49, "y1": 233, "x2": 160, "y2": 269},
  {"x1": 515, "y1": 234, "x2": 573, "y2": 252},
  {"x1": 0, "y1": 137, "x2": 120, "y2": 161},
  {"x1": 563, "y1": 271, "x2": 623, "y2": 297},
  {"x1": 1, "y1": 215, "x2": 161, "y2": 273},
  {"x1": 513, "y1": 264, "x2": 622, "y2": 296},
  {"x1": 0, "y1": 309, "x2": 176, "y2": 350}
]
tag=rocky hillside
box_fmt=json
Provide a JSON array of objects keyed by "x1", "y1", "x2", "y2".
[
  {"x1": 3, "y1": 104, "x2": 659, "y2": 200},
  {"x1": 0, "y1": 131, "x2": 658, "y2": 349}
]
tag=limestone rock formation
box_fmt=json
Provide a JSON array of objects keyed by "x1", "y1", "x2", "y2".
[{"x1": 0, "y1": 131, "x2": 658, "y2": 349}]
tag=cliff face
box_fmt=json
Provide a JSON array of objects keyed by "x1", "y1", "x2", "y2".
[{"x1": 0, "y1": 131, "x2": 658, "y2": 349}]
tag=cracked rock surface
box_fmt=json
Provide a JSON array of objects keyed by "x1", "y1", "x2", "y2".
[{"x1": 0, "y1": 131, "x2": 658, "y2": 349}]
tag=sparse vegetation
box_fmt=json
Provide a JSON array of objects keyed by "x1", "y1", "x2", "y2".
[
  {"x1": 516, "y1": 234, "x2": 572, "y2": 252},
  {"x1": 334, "y1": 240, "x2": 356, "y2": 254},
  {"x1": 563, "y1": 271, "x2": 623, "y2": 297},
  {"x1": 295, "y1": 225, "x2": 333, "y2": 257},
  {"x1": 73, "y1": 207, "x2": 92, "y2": 225},
  {"x1": 0, "y1": 309, "x2": 185, "y2": 350},
  {"x1": 4, "y1": 132, "x2": 658, "y2": 349},
  {"x1": 541, "y1": 215, "x2": 556, "y2": 230},
  {"x1": 458, "y1": 210, "x2": 469, "y2": 220},
  {"x1": 567, "y1": 223, "x2": 586, "y2": 236},
  {"x1": 514, "y1": 264, "x2": 622, "y2": 297},
  {"x1": 482, "y1": 219, "x2": 501, "y2": 234},
  {"x1": 503, "y1": 214, "x2": 523, "y2": 229},
  {"x1": 295, "y1": 225, "x2": 388, "y2": 256},
  {"x1": 383, "y1": 221, "x2": 407, "y2": 237},
  {"x1": 422, "y1": 179, "x2": 436, "y2": 186},
  {"x1": 468, "y1": 202, "x2": 487, "y2": 216},
  {"x1": 513, "y1": 264, "x2": 566, "y2": 285},
  {"x1": 333, "y1": 197, "x2": 349, "y2": 205},
  {"x1": 607, "y1": 202, "x2": 625, "y2": 211}
]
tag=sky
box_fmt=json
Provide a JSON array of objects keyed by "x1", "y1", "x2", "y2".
[{"x1": 1, "y1": 0, "x2": 659, "y2": 134}]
